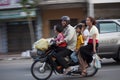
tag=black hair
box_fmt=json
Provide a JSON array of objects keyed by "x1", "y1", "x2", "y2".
[
  {"x1": 76, "y1": 24, "x2": 83, "y2": 35},
  {"x1": 81, "y1": 20, "x2": 87, "y2": 27},
  {"x1": 55, "y1": 24, "x2": 64, "y2": 33},
  {"x1": 76, "y1": 24, "x2": 83, "y2": 30}
]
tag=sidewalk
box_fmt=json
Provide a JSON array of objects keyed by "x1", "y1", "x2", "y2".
[{"x1": 0, "y1": 53, "x2": 31, "y2": 61}]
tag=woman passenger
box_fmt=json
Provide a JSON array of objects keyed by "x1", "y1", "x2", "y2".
[{"x1": 78, "y1": 16, "x2": 99, "y2": 77}]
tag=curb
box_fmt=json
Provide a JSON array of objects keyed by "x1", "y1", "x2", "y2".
[{"x1": 0, "y1": 57, "x2": 31, "y2": 61}]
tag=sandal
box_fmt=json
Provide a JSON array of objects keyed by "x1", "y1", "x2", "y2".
[{"x1": 80, "y1": 70, "x2": 87, "y2": 78}]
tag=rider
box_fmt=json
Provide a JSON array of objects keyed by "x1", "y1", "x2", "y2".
[
  {"x1": 70, "y1": 24, "x2": 84, "y2": 63},
  {"x1": 79, "y1": 16, "x2": 99, "y2": 77},
  {"x1": 81, "y1": 20, "x2": 89, "y2": 46},
  {"x1": 55, "y1": 16, "x2": 77, "y2": 74}
]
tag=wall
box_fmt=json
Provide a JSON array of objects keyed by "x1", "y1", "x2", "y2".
[
  {"x1": 95, "y1": 8, "x2": 120, "y2": 19},
  {"x1": 94, "y1": 3, "x2": 120, "y2": 19},
  {"x1": 41, "y1": 7, "x2": 86, "y2": 38}
]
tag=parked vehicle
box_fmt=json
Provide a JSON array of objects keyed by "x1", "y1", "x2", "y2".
[{"x1": 96, "y1": 19, "x2": 120, "y2": 62}]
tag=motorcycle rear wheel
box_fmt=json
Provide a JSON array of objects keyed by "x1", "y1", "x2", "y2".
[{"x1": 86, "y1": 65, "x2": 98, "y2": 77}]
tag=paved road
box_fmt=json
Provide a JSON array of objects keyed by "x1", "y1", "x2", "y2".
[{"x1": 0, "y1": 59, "x2": 120, "y2": 80}]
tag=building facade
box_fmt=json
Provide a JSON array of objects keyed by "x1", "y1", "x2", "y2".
[
  {"x1": 93, "y1": 0, "x2": 120, "y2": 19},
  {"x1": 0, "y1": 0, "x2": 120, "y2": 54},
  {"x1": 37, "y1": 0, "x2": 120, "y2": 38},
  {"x1": 38, "y1": 0, "x2": 87, "y2": 38},
  {"x1": 0, "y1": 0, "x2": 36, "y2": 53}
]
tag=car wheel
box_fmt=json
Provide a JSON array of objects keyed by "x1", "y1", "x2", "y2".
[{"x1": 114, "y1": 49, "x2": 120, "y2": 63}]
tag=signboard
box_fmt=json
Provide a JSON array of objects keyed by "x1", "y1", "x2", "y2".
[
  {"x1": 0, "y1": 9, "x2": 36, "y2": 19},
  {"x1": 0, "y1": 0, "x2": 9, "y2": 6}
]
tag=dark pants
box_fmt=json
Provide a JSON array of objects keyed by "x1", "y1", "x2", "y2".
[
  {"x1": 55, "y1": 47, "x2": 72, "y2": 68},
  {"x1": 80, "y1": 43, "x2": 98, "y2": 64}
]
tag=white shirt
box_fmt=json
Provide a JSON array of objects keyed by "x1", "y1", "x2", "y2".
[
  {"x1": 83, "y1": 28, "x2": 89, "y2": 46},
  {"x1": 63, "y1": 24, "x2": 77, "y2": 51},
  {"x1": 89, "y1": 25, "x2": 99, "y2": 40}
]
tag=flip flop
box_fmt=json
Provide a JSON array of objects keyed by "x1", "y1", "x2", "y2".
[{"x1": 80, "y1": 72, "x2": 87, "y2": 78}]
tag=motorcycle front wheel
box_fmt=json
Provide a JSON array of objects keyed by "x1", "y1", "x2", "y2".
[{"x1": 31, "y1": 60, "x2": 53, "y2": 80}]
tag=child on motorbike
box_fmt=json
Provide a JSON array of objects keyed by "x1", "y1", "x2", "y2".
[
  {"x1": 52, "y1": 24, "x2": 67, "y2": 70},
  {"x1": 54, "y1": 24, "x2": 67, "y2": 48},
  {"x1": 70, "y1": 24, "x2": 84, "y2": 63}
]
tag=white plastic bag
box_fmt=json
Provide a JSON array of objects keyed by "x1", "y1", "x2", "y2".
[
  {"x1": 93, "y1": 54, "x2": 101, "y2": 69},
  {"x1": 21, "y1": 50, "x2": 31, "y2": 58}
]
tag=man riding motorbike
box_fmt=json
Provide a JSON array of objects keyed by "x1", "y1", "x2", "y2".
[
  {"x1": 54, "y1": 16, "x2": 77, "y2": 74},
  {"x1": 30, "y1": 16, "x2": 99, "y2": 80}
]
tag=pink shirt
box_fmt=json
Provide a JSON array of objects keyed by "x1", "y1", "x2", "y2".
[{"x1": 55, "y1": 33, "x2": 67, "y2": 47}]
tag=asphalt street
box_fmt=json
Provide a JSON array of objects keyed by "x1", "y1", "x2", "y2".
[{"x1": 0, "y1": 58, "x2": 120, "y2": 80}]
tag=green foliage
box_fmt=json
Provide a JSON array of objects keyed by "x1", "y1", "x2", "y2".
[
  {"x1": 19, "y1": 0, "x2": 29, "y2": 6},
  {"x1": 19, "y1": 0, "x2": 36, "y2": 13},
  {"x1": 19, "y1": 0, "x2": 38, "y2": 8}
]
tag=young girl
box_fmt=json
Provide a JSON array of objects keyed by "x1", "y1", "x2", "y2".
[
  {"x1": 70, "y1": 24, "x2": 84, "y2": 63},
  {"x1": 54, "y1": 24, "x2": 67, "y2": 48},
  {"x1": 80, "y1": 20, "x2": 89, "y2": 46}
]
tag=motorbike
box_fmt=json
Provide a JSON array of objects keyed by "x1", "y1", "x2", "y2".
[{"x1": 30, "y1": 41, "x2": 99, "y2": 80}]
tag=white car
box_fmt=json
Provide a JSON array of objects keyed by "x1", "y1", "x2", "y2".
[{"x1": 96, "y1": 19, "x2": 120, "y2": 62}]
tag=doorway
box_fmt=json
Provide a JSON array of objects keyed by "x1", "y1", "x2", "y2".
[{"x1": 7, "y1": 21, "x2": 32, "y2": 52}]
